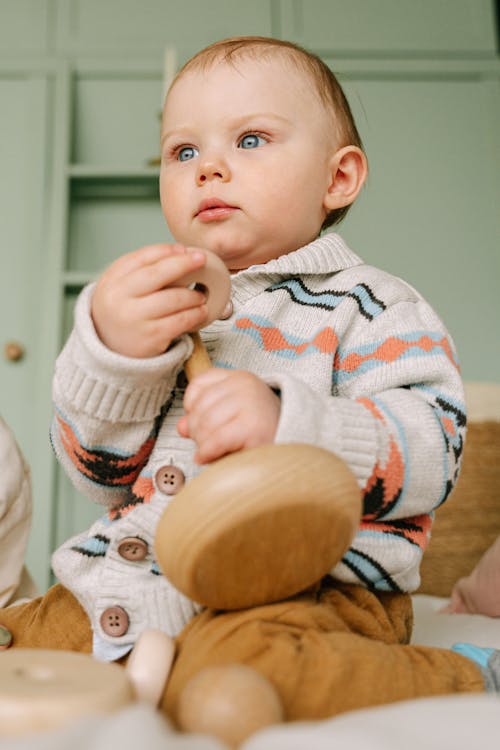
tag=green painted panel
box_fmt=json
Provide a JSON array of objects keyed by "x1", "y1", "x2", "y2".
[
  {"x1": 73, "y1": 75, "x2": 162, "y2": 166},
  {"x1": 0, "y1": 74, "x2": 54, "y2": 591},
  {"x1": 57, "y1": 0, "x2": 273, "y2": 56},
  {"x1": 0, "y1": 0, "x2": 51, "y2": 55},
  {"x1": 337, "y1": 73, "x2": 500, "y2": 381},
  {"x1": 287, "y1": 0, "x2": 497, "y2": 55},
  {"x1": 0, "y1": 76, "x2": 47, "y2": 463},
  {"x1": 68, "y1": 190, "x2": 170, "y2": 273}
]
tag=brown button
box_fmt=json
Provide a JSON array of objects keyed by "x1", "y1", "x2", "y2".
[
  {"x1": 220, "y1": 299, "x2": 233, "y2": 320},
  {"x1": 117, "y1": 536, "x2": 148, "y2": 561},
  {"x1": 100, "y1": 606, "x2": 129, "y2": 637},
  {"x1": 155, "y1": 465, "x2": 185, "y2": 495}
]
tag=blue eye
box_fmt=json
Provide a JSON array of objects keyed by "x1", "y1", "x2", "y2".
[
  {"x1": 178, "y1": 146, "x2": 198, "y2": 162},
  {"x1": 238, "y1": 134, "x2": 266, "y2": 149}
]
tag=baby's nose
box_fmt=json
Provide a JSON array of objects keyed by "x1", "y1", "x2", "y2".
[{"x1": 196, "y1": 157, "x2": 229, "y2": 184}]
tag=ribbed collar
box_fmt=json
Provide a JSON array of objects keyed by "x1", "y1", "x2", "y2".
[{"x1": 230, "y1": 232, "x2": 363, "y2": 305}]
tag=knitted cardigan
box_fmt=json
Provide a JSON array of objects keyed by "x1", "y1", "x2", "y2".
[{"x1": 50, "y1": 233, "x2": 466, "y2": 660}]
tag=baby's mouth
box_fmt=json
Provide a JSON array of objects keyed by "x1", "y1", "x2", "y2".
[{"x1": 196, "y1": 198, "x2": 239, "y2": 222}]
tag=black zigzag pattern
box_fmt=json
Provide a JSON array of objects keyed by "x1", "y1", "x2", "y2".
[{"x1": 265, "y1": 277, "x2": 386, "y2": 320}]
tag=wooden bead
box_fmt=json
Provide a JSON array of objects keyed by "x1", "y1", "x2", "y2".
[
  {"x1": 177, "y1": 664, "x2": 284, "y2": 748},
  {"x1": 0, "y1": 625, "x2": 12, "y2": 650},
  {"x1": 155, "y1": 443, "x2": 361, "y2": 610},
  {"x1": 126, "y1": 629, "x2": 175, "y2": 706}
]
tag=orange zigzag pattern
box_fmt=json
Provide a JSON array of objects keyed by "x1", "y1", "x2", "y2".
[
  {"x1": 357, "y1": 398, "x2": 405, "y2": 515},
  {"x1": 57, "y1": 414, "x2": 154, "y2": 486},
  {"x1": 359, "y1": 514, "x2": 432, "y2": 551},
  {"x1": 108, "y1": 476, "x2": 155, "y2": 521},
  {"x1": 235, "y1": 317, "x2": 338, "y2": 354},
  {"x1": 336, "y1": 334, "x2": 458, "y2": 373}
]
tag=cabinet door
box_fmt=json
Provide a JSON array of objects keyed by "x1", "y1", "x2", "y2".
[
  {"x1": 0, "y1": 75, "x2": 49, "y2": 464},
  {"x1": 0, "y1": 74, "x2": 53, "y2": 589}
]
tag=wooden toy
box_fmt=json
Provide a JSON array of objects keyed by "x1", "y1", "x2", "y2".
[
  {"x1": 177, "y1": 664, "x2": 284, "y2": 749},
  {"x1": 155, "y1": 250, "x2": 362, "y2": 610},
  {"x1": 0, "y1": 629, "x2": 174, "y2": 737}
]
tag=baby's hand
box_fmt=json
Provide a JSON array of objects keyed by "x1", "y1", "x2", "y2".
[
  {"x1": 441, "y1": 537, "x2": 500, "y2": 617},
  {"x1": 177, "y1": 369, "x2": 281, "y2": 464},
  {"x1": 91, "y1": 244, "x2": 209, "y2": 357}
]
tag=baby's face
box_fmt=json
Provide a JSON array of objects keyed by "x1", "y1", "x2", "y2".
[{"x1": 160, "y1": 56, "x2": 336, "y2": 271}]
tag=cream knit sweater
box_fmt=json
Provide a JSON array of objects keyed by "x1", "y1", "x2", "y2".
[{"x1": 51, "y1": 233, "x2": 466, "y2": 659}]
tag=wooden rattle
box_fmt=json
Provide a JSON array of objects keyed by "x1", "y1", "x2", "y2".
[
  {"x1": 154, "y1": 249, "x2": 362, "y2": 610},
  {"x1": 0, "y1": 629, "x2": 174, "y2": 737}
]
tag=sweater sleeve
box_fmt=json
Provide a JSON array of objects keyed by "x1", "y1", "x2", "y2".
[
  {"x1": 263, "y1": 290, "x2": 466, "y2": 591},
  {"x1": 50, "y1": 284, "x2": 193, "y2": 507}
]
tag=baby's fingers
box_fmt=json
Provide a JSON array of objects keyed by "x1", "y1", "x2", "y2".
[
  {"x1": 146, "y1": 304, "x2": 209, "y2": 353},
  {"x1": 194, "y1": 417, "x2": 246, "y2": 465},
  {"x1": 126, "y1": 249, "x2": 206, "y2": 297}
]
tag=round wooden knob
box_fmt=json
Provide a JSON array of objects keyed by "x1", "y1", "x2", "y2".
[
  {"x1": 0, "y1": 649, "x2": 133, "y2": 736},
  {"x1": 176, "y1": 248, "x2": 231, "y2": 328},
  {"x1": 177, "y1": 664, "x2": 284, "y2": 748},
  {"x1": 155, "y1": 444, "x2": 362, "y2": 610},
  {"x1": 4, "y1": 341, "x2": 24, "y2": 362}
]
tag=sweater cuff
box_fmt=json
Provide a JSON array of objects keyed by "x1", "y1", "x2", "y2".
[
  {"x1": 263, "y1": 372, "x2": 378, "y2": 489},
  {"x1": 53, "y1": 284, "x2": 193, "y2": 422}
]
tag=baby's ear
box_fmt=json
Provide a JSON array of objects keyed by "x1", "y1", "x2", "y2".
[{"x1": 323, "y1": 146, "x2": 368, "y2": 213}]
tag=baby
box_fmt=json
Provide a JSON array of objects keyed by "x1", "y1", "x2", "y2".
[{"x1": 2, "y1": 36, "x2": 499, "y2": 724}]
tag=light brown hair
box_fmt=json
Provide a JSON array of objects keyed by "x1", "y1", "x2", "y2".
[{"x1": 169, "y1": 36, "x2": 365, "y2": 228}]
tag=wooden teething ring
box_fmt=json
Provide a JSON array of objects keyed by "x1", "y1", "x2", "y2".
[
  {"x1": 0, "y1": 629, "x2": 175, "y2": 737},
  {"x1": 154, "y1": 249, "x2": 362, "y2": 611}
]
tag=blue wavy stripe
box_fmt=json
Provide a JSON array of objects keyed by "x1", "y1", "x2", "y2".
[
  {"x1": 267, "y1": 278, "x2": 385, "y2": 320},
  {"x1": 71, "y1": 534, "x2": 110, "y2": 558},
  {"x1": 341, "y1": 548, "x2": 402, "y2": 592},
  {"x1": 233, "y1": 314, "x2": 334, "y2": 359}
]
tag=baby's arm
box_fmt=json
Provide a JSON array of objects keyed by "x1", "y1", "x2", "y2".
[
  {"x1": 51, "y1": 244, "x2": 208, "y2": 507},
  {"x1": 219, "y1": 289, "x2": 465, "y2": 592}
]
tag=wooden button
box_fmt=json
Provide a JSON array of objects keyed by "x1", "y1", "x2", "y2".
[
  {"x1": 155, "y1": 465, "x2": 185, "y2": 495},
  {"x1": 117, "y1": 537, "x2": 148, "y2": 561},
  {"x1": 0, "y1": 625, "x2": 12, "y2": 650},
  {"x1": 100, "y1": 606, "x2": 129, "y2": 637}
]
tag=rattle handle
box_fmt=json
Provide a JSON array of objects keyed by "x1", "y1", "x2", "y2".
[{"x1": 184, "y1": 332, "x2": 212, "y2": 381}]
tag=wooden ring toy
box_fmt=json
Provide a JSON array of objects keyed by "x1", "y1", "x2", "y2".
[
  {"x1": 176, "y1": 247, "x2": 231, "y2": 328},
  {"x1": 0, "y1": 630, "x2": 174, "y2": 737}
]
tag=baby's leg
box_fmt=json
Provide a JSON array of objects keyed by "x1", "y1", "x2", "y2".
[
  {"x1": 0, "y1": 583, "x2": 92, "y2": 651},
  {"x1": 163, "y1": 582, "x2": 484, "y2": 724},
  {"x1": 0, "y1": 417, "x2": 37, "y2": 607},
  {"x1": 444, "y1": 536, "x2": 500, "y2": 616}
]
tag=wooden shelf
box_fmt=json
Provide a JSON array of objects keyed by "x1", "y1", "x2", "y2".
[{"x1": 67, "y1": 164, "x2": 160, "y2": 178}]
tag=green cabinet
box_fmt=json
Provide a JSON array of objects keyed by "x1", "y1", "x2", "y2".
[
  {"x1": 0, "y1": 0, "x2": 498, "y2": 591},
  {"x1": 0, "y1": 70, "x2": 55, "y2": 581}
]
